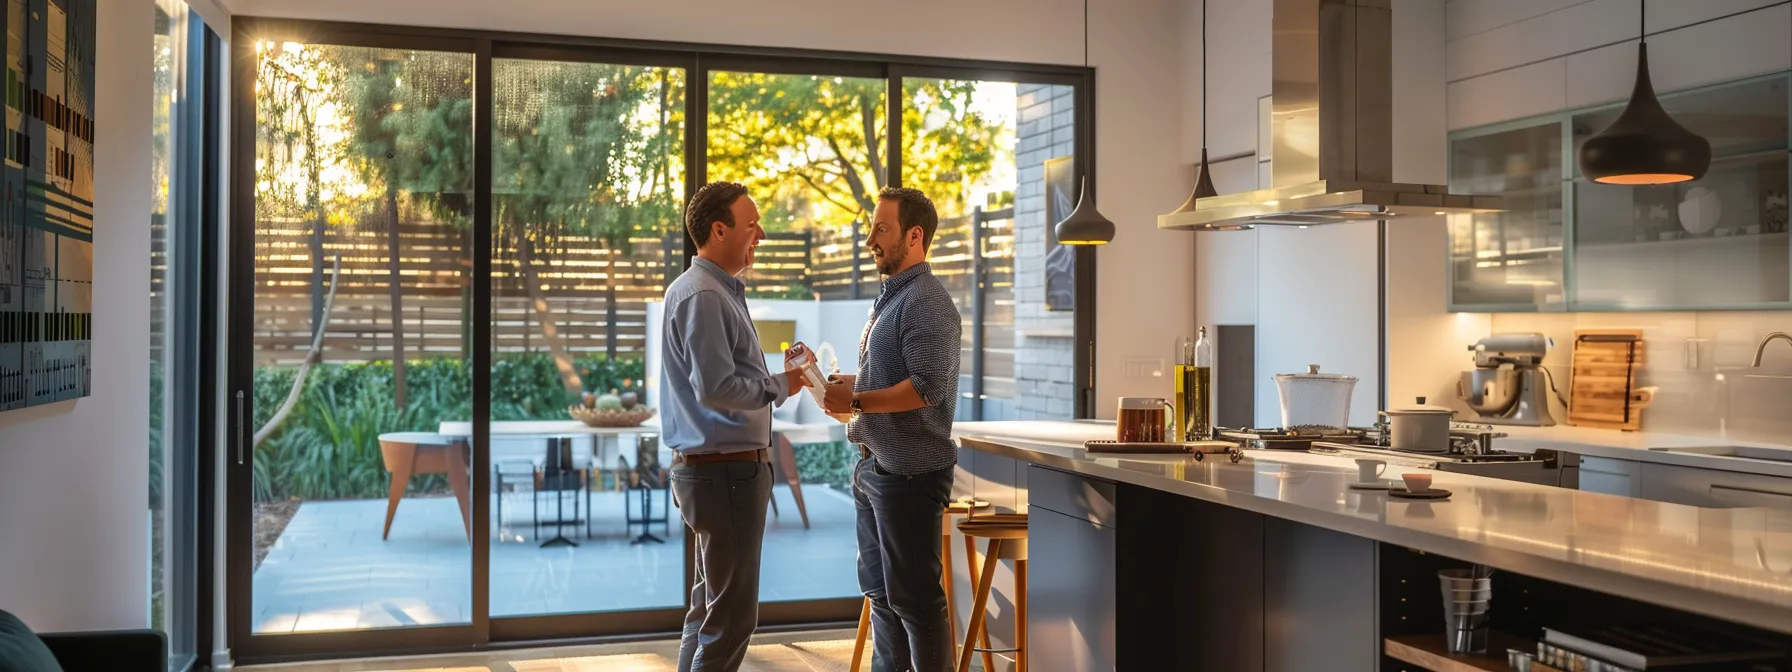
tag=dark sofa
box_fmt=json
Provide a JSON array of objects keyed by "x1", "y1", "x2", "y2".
[{"x1": 1, "y1": 610, "x2": 167, "y2": 672}]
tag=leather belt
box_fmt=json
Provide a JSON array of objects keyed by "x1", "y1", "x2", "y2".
[{"x1": 677, "y1": 448, "x2": 767, "y2": 466}]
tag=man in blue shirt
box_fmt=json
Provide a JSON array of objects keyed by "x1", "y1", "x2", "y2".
[
  {"x1": 823, "y1": 187, "x2": 962, "y2": 672},
  {"x1": 661, "y1": 181, "x2": 806, "y2": 672}
]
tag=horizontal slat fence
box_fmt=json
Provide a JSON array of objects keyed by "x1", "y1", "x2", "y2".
[{"x1": 161, "y1": 210, "x2": 1016, "y2": 404}]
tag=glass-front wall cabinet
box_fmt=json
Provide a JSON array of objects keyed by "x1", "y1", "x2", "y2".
[
  {"x1": 1448, "y1": 72, "x2": 1791, "y2": 312},
  {"x1": 1448, "y1": 120, "x2": 1565, "y2": 310}
]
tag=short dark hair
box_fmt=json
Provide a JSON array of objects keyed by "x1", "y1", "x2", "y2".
[
  {"x1": 877, "y1": 187, "x2": 939, "y2": 249},
  {"x1": 685, "y1": 181, "x2": 749, "y2": 248}
]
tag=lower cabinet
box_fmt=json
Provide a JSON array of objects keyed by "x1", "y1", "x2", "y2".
[
  {"x1": 1026, "y1": 465, "x2": 1378, "y2": 672},
  {"x1": 1027, "y1": 506, "x2": 1117, "y2": 671},
  {"x1": 1580, "y1": 456, "x2": 1640, "y2": 497},
  {"x1": 1641, "y1": 462, "x2": 1792, "y2": 509}
]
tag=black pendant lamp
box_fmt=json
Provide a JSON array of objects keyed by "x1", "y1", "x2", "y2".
[
  {"x1": 1055, "y1": 0, "x2": 1117, "y2": 246},
  {"x1": 1578, "y1": 0, "x2": 1710, "y2": 185},
  {"x1": 1169, "y1": 0, "x2": 1220, "y2": 215}
]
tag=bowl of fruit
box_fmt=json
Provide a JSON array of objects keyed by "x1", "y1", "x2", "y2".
[{"x1": 569, "y1": 387, "x2": 655, "y2": 427}]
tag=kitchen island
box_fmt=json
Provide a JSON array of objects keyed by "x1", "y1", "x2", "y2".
[{"x1": 950, "y1": 420, "x2": 1792, "y2": 671}]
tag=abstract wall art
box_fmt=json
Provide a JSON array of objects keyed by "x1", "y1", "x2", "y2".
[{"x1": 1, "y1": 0, "x2": 96, "y2": 411}]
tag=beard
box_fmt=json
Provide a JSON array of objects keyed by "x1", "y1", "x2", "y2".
[{"x1": 871, "y1": 241, "x2": 906, "y2": 276}]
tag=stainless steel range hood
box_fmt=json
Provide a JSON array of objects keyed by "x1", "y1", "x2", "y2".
[{"x1": 1159, "y1": 0, "x2": 1501, "y2": 231}]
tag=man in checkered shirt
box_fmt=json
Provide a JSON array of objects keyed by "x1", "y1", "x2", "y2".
[{"x1": 822, "y1": 187, "x2": 962, "y2": 672}]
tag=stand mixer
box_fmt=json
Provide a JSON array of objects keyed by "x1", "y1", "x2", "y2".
[{"x1": 1457, "y1": 333, "x2": 1557, "y2": 427}]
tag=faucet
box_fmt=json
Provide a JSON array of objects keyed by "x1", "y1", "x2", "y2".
[{"x1": 1751, "y1": 332, "x2": 1792, "y2": 367}]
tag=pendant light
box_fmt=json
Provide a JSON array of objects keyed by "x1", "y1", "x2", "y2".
[
  {"x1": 1577, "y1": 0, "x2": 1710, "y2": 185},
  {"x1": 1168, "y1": 0, "x2": 1219, "y2": 215},
  {"x1": 1054, "y1": 0, "x2": 1117, "y2": 246}
]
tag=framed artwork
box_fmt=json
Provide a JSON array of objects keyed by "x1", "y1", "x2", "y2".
[
  {"x1": 1, "y1": 0, "x2": 97, "y2": 411},
  {"x1": 1043, "y1": 155, "x2": 1075, "y2": 312}
]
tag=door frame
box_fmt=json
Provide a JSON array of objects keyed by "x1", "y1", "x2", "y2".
[{"x1": 224, "y1": 15, "x2": 1096, "y2": 664}]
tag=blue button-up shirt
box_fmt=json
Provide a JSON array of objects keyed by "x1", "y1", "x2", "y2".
[
  {"x1": 659, "y1": 258, "x2": 790, "y2": 455},
  {"x1": 847, "y1": 262, "x2": 961, "y2": 475}
]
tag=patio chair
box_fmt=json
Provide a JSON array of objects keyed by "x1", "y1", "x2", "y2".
[
  {"x1": 492, "y1": 435, "x2": 591, "y2": 546},
  {"x1": 535, "y1": 436, "x2": 586, "y2": 548},
  {"x1": 623, "y1": 433, "x2": 672, "y2": 544}
]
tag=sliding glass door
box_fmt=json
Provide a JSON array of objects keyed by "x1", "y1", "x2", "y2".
[
  {"x1": 230, "y1": 31, "x2": 481, "y2": 657},
  {"x1": 226, "y1": 20, "x2": 1092, "y2": 663},
  {"x1": 486, "y1": 52, "x2": 686, "y2": 621}
]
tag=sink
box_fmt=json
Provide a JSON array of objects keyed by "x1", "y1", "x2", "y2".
[{"x1": 1648, "y1": 445, "x2": 1792, "y2": 464}]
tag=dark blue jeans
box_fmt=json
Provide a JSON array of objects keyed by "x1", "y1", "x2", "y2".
[{"x1": 855, "y1": 455, "x2": 955, "y2": 672}]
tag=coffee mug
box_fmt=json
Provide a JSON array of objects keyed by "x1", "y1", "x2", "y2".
[
  {"x1": 1117, "y1": 397, "x2": 1172, "y2": 442},
  {"x1": 1402, "y1": 472, "x2": 1434, "y2": 493},
  {"x1": 1354, "y1": 458, "x2": 1386, "y2": 484}
]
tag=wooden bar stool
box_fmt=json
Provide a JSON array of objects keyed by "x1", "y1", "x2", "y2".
[
  {"x1": 957, "y1": 513, "x2": 1028, "y2": 672},
  {"x1": 849, "y1": 498, "x2": 990, "y2": 672}
]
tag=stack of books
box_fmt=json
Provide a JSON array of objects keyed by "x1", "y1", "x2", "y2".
[{"x1": 1538, "y1": 623, "x2": 1786, "y2": 671}]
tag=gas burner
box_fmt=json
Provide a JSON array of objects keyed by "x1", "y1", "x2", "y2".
[{"x1": 1214, "y1": 427, "x2": 1372, "y2": 451}]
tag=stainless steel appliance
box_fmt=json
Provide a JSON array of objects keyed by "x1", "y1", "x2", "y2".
[
  {"x1": 1457, "y1": 333, "x2": 1558, "y2": 427},
  {"x1": 1158, "y1": 0, "x2": 1500, "y2": 231},
  {"x1": 1213, "y1": 422, "x2": 1580, "y2": 488}
]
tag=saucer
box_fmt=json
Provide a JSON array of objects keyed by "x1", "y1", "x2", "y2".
[
  {"x1": 1347, "y1": 480, "x2": 1396, "y2": 490},
  {"x1": 1389, "y1": 487, "x2": 1452, "y2": 500}
]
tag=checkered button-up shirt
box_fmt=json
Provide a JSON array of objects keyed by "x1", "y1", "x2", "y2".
[{"x1": 846, "y1": 262, "x2": 961, "y2": 475}]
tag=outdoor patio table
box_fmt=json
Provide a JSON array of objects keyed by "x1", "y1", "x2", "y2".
[{"x1": 436, "y1": 417, "x2": 833, "y2": 529}]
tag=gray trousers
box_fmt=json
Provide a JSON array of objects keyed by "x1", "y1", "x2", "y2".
[{"x1": 672, "y1": 459, "x2": 772, "y2": 672}]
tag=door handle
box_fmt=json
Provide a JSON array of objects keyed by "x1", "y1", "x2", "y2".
[{"x1": 236, "y1": 390, "x2": 246, "y2": 465}]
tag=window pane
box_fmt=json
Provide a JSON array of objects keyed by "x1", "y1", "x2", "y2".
[
  {"x1": 149, "y1": 0, "x2": 174, "y2": 643},
  {"x1": 905, "y1": 79, "x2": 1077, "y2": 420},
  {"x1": 249, "y1": 42, "x2": 474, "y2": 633},
  {"x1": 486, "y1": 58, "x2": 686, "y2": 618},
  {"x1": 703, "y1": 70, "x2": 887, "y2": 603}
]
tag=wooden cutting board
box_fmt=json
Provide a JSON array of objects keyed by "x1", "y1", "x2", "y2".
[{"x1": 1567, "y1": 329, "x2": 1653, "y2": 431}]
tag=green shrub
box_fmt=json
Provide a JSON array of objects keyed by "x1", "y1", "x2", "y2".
[
  {"x1": 251, "y1": 353, "x2": 642, "y2": 502},
  {"x1": 793, "y1": 441, "x2": 857, "y2": 490}
]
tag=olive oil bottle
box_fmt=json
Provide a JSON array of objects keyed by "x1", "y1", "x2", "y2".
[{"x1": 1173, "y1": 328, "x2": 1214, "y2": 441}]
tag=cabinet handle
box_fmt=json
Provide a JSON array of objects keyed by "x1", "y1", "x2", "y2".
[{"x1": 235, "y1": 390, "x2": 246, "y2": 465}]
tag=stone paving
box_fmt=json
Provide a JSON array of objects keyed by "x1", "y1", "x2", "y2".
[{"x1": 252, "y1": 485, "x2": 859, "y2": 633}]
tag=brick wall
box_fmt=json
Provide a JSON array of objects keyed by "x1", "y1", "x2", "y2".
[{"x1": 1007, "y1": 83, "x2": 1078, "y2": 420}]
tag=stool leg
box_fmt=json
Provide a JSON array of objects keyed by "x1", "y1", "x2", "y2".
[
  {"x1": 850, "y1": 596, "x2": 872, "y2": 672},
  {"x1": 942, "y1": 524, "x2": 957, "y2": 651},
  {"x1": 958, "y1": 538, "x2": 1003, "y2": 672},
  {"x1": 964, "y1": 534, "x2": 995, "y2": 672},
  {"x1": 1016, "y1": 558, "x2": 1028, "y2": 672}
]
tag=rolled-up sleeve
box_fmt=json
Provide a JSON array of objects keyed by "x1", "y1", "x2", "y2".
[
  {"x1": 675, "y1": 290, "x2": 786, "y2": 411},
  {"x1": 899, "y1": 295, "x2": 963, "y2": 406}
]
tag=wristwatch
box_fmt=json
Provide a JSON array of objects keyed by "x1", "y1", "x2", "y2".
[{"x1": 850, "y1": 394, "x2": 863, "y2": 414}]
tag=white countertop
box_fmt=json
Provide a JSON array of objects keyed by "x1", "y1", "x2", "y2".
[
  {"x1": 1496, "y1": 425, "x2": 1792, "y2": 478},
  {"x1": 952, "y1": 420, "x2": 1792, "y2": 635}
]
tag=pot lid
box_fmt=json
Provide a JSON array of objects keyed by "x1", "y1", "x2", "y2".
[
  {"x1": 1387, "y1": 396, "x2": 1454, "y2": 415},
  {"x1": 1273, "y1": 364, "x2": 1358, "y2": 382}
]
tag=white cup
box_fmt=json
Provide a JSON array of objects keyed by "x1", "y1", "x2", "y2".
[
  {"x1": 1355, "y1": 458, "x2": 1386, "y2": 484},
  {"x1": 1402, "y1": 472, "x2": 1434, "y2": 493}
]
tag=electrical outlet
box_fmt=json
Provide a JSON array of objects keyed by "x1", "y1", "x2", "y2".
[{"x1": 1123, "y1": 357, "x2": 1166, "y2": 380}]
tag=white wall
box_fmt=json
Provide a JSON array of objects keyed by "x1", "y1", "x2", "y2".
[
  {"x1": 0, "y1": 0, "x2": 155, "y2": 631},
  {"x1": 225, "y1": 0, "x2": 1198, "y2": 420}
]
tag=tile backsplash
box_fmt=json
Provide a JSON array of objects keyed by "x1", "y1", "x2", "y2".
[{"x1": 1485, "y1": 311, "x2": 1792, "y2": 443}]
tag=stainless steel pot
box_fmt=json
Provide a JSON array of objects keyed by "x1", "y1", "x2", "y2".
[{"x1": 1380, "y1": 397, "x2": 1455, "y2": 452}]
